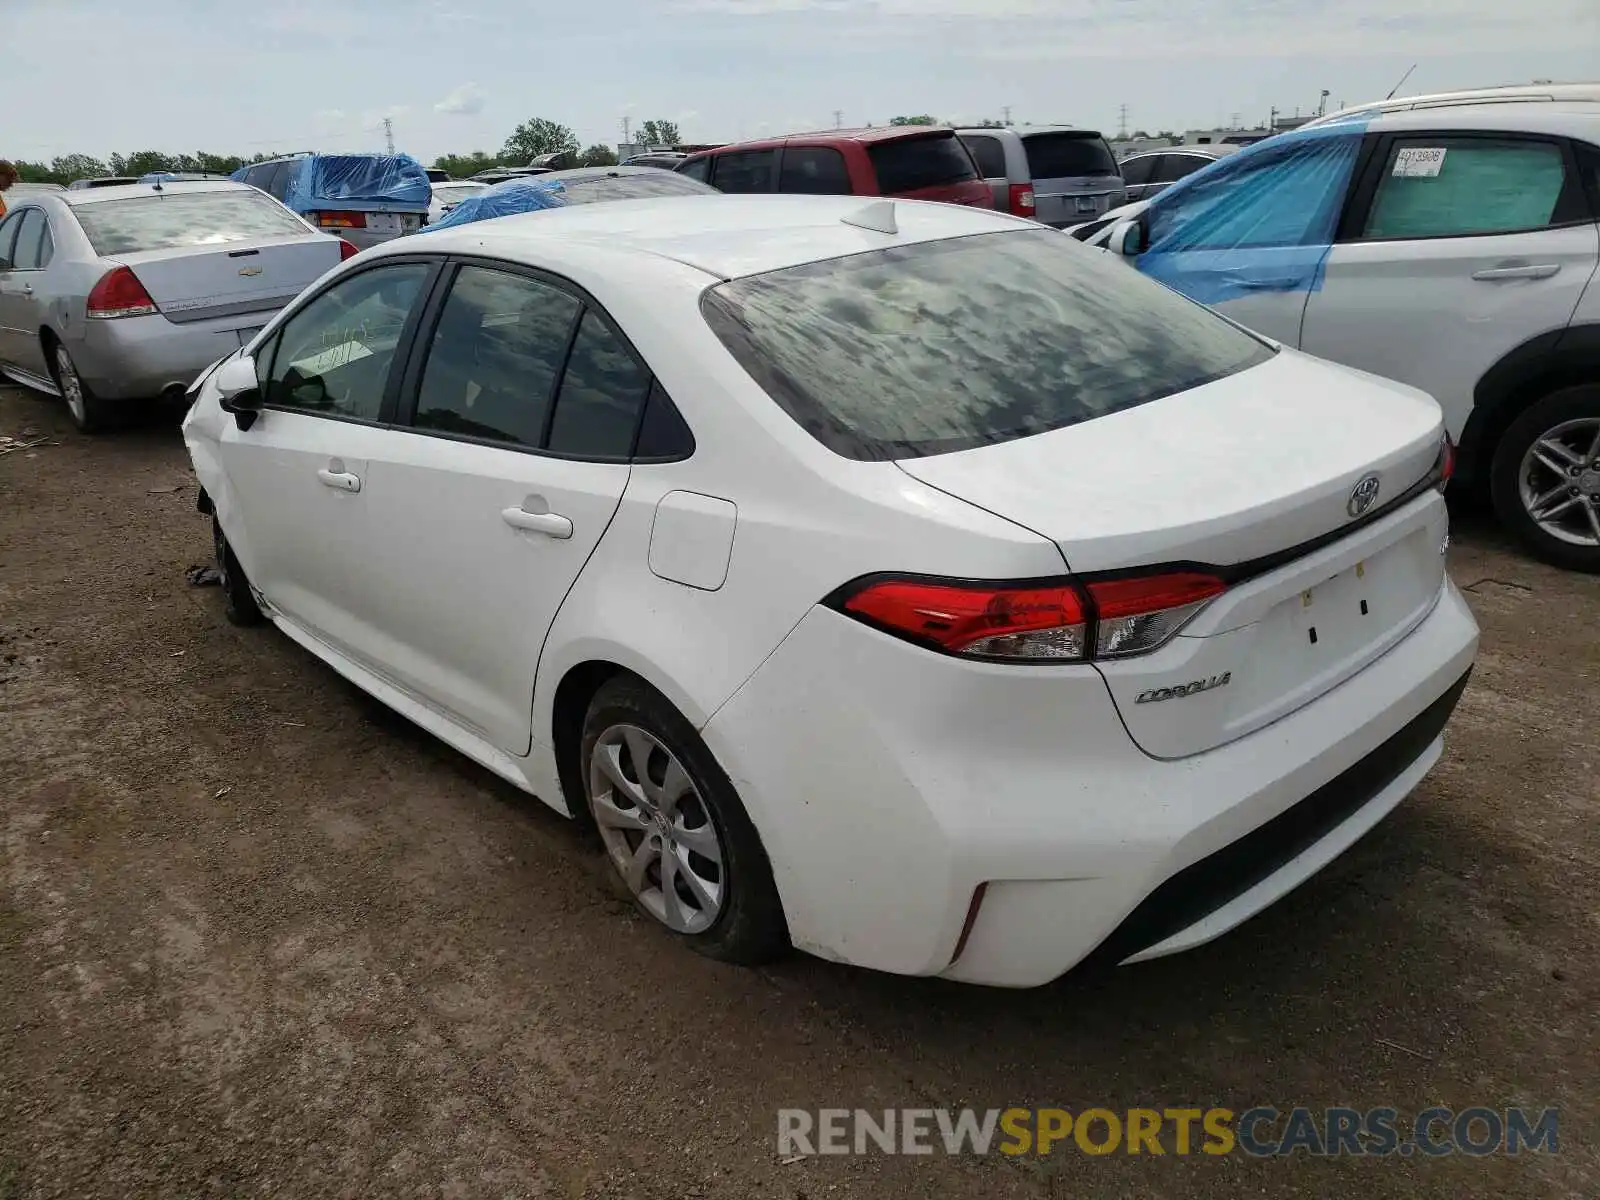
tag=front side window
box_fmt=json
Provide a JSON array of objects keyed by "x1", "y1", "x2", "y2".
[
  {"x1": 1154, "y1": 154, "x2": 1205, "y2": 184},
  {"x1": 1144, "y1": 132, "x2": 1363, "y2": 251},
  {"x1": 703, "y1": 228, "x2": 1272, "y2": 461},
  {"x1": 264, "y1": 262, "x2": 430, "y2": 421},
  {"x1": 778, "y1": 147, "x2": 852, "y2": 195},
  {"x1": 413, "y1": 265, "x2": 581, "y2": 446},
  {"x1": 712, "y1": 150, "x2": 779, "y2": 194},
  {"x1": 1362, "y1": 137, "x2": 1581, "y2": 240},
  {"x1": 73, "y1": 190, "x2": 309, "y2": 256},
  {"x1": 0, "y1": 211, "x2": 22, "y2": 263},
  {"x1": 678, "y1": 157, "x2": 711, "y2": 184}
]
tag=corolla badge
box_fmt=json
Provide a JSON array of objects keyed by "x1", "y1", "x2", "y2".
[
  {"x1": 1347, "y1": 474, "x2": 1381, "y2": 518},
  {"x1": 1135, "y1": 672, "x2": 1231, "y2": 704}
]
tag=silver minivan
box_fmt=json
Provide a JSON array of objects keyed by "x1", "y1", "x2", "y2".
[{"x1": 957, "y1": 127, "x2": 1126, "y2": 225}]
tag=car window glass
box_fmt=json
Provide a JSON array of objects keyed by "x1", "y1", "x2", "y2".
[
  {"x1": 1145, "y1": 133, "x2": 1362, "y2": 251},
  {"x1": 36, "y1": 222, "x2": 53, "y2": 269},
  {"x1": 413, "y1": 265, "x2": 581, "y2": 447},
  {"x1": 1119, "y1": 156, "x2": 1156, "y2": 187},
  {"x1": 243, "y1": 164, "x2": 274, "y2": 190},
  {"x1": 711, "y1": 150, "x2": 778, "y2": 193},
  {"x1": 10, "y1": 211, "x2": 47, "y2": 269},
  {"x1": 1022, "y1": 133, "x2": 1118, "y2": 178},
  {"x1": 961, "y1": 135, "x2": 1007, "y2": 179},
  {"x1": 1154, "y1": 154, "x2": 1203, "y2": 183},
  {"x1": 266, "y1": 262, "x2": 430, "y2": 421},
  {"x1": 778, "y1": 147, "x2": 852, "y2": 195},
  {"x1": 267, "y1": 161, "x2": 298, "y2": 201},
  {"x1": 0, "y1": 211, "x2": 22, "y2": 263},
  {"x1": 703, "y1": 227, "x2": 1271, "y2": 461},
  {"x1": 74, "y1": 190, "x2": 308, "y2": 255},
  {"x1": 678, "y1": 157, "x2": 711, "y2": 184},
  {"x1": 546, "y1": 310, "x2": 652, "y2": 457},
  {"x1": 868, "y1": 135, "x2": 978, "y2": 193},
  {"x1": 634, "y1": 381, "x2": 695, "y2": 459},
  {"x1": 1363, "y1": 138, "x2": 1573, "y2": 239}
]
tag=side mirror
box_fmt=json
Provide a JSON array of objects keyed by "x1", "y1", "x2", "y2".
[
  {"x1": 1106, "y1": 219, "x2": 1148, "y2": 257},
  {"x1": 215, "y1": 354, "x2": 263, "y2": 430},
  {"x1": 0, "y1": 255, "x2": 11, "y2": 271}
]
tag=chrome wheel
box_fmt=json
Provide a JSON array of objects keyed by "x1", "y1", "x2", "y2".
[
  {"x1": 1518, "y1": 417, "x2": 1600, "y2": 547},
  {"x1": 56, "y1": 347, "x2": 86, "y2": 426},
  {"x1": 588, "y1": 723, "x2": 725, "y2": 934}
]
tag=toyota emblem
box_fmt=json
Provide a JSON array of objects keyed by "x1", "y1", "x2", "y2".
[{"x1": 1347, "y1": 474, "x2": 1381, "y2": 518}]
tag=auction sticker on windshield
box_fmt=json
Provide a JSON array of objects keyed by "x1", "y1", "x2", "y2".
[{"x1": 1393, "y1": 147, "x2": 1446, "y2": 177}]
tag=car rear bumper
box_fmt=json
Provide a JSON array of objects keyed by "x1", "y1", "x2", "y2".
[
  {"x1": 68, "y1": 311, "x2": 279, "y2": 402},
  {"x1": 702, "y1": 577, "x2": 1478, "y2": 987}
]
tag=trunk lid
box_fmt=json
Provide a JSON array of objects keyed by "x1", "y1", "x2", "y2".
[
  {"x1": 897, "y1": 350, "x2": 1448, "y2": 757},
  {"x1": 116, "y1": 236, "x2": 341, "y2": 326}
]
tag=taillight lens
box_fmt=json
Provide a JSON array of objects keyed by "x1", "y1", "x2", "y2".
[
  {"x1": 338, "y1": 238, "x2": 360, "y2": 261},
  {"x1": 1086, "y1": 572, "x2": 1226, "y2": 658},
  {"x1": 85, "y1": 266, "x2": 157, "y2": 319},
  {"x1": 832, "y1": 570, "x2": 1225, "y2": 663},
  {"x1": 1008, "y1": 183, "x2": 1035, "y2": 216},
  {"x1": 313, "y1": 210, "x2": 368, "y2": 229},
  {"x1": 1436, "y1": 434, "x2": 1455, "y2": 492}
]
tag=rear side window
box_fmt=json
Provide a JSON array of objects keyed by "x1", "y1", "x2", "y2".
[
  {"x1": 73, "y1": 191, "x2": 308, "y2": 255},
  {"x1": 1154, "y1": 154, "x2": 1205, "y2": 183},
  {"x1": 868, "y1": 135, "x2": 977, "y2": 193},
  {"x1": 712, "y1": 150, "x2": 778, "y2": 193},
  {"x1": 1361, "y1": 137, "x2": 1585, "y2": 240},
  {"x1": 1119, "y1": 155, "x2": 1157, "y2": 186},
  {"x1": 702, "y1": 228, "x2": 1272, "y2": 461},
  {"x1": 10, "y1": 211, "x2": 47, "y2": 269},
  {"x1": 546, "y1": 310, "x2": 653, "y2": 457},
  {"x1": 1022, "y1": 133, "x2": 1118, "y2": 179},
  {"x1": 778, "y1": 147, "x2": 852, "y2": 195},
  {"x1": 960, "y1": 135, "x2": 1007, "y2": 179}
]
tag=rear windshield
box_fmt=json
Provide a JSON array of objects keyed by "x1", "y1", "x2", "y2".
[
  {"x1": 702, "y1": 228, "x2": 1273, "y2": 460},
  {"x1": 867, "y1": 135, "x2": 977, "y2": 194},
  {"x1": 74, "y1": 191, "x2": 309, "y2": 255},
  {"x1": 1023, "y1": 133, "x2": 1119, "y2": 179},
  {"x1": 560, "y1": 172, "x2": 715, "y2": 203}
]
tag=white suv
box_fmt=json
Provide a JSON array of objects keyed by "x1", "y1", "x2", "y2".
[{"x1": 1079, "y1": 84, "x2": 1600, "y2": 571}]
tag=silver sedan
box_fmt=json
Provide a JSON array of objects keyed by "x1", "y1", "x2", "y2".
[{"x1": 0, "y1": 181, "x2": 352, "y2": 432}]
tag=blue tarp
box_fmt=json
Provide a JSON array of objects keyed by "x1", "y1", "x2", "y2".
[
  {"x1": 1135, "y1": 118, "x2": 1370, "y2": 305},
  {"x1": 419, "y1": 176, "x2": 568, "y2": 231},
  {"x1": 286, "y1": 154, "x2": 431, "y2": 211}
]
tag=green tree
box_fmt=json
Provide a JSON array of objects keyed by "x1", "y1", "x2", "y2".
[
  {"x1": 578, "y1": 144, "x2": 619, "y2": 167},
  {"x1": 50, "y1": 153, "x2": 109, "y2": 182},
  {"x1": 639, "y1": 119, "x2": 680, "y2": 147},
  {"x1": 889, "y1": 115, "x2": 937, "y2": 126},
  {"x1": 432, "y1": 150, "x2": 506, "y2": 178},
  {"x1": 501, "y1": 118, "x2": 578, "y2": 164}
]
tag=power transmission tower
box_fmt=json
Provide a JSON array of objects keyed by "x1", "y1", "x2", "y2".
[
  {"x1": 1117, "y1": 103, "x2": 1129, "y2": 138},
  {"x1": 621, "y1": 115, "x2": 632, "y2": 145},
  {"x1": 383, "y1": 117, "x2": 395, "y2": 154},
  {"x1": 1001, "y1": 104, "x2": 1012, "y2": 126},
  {"x1": 833, "y1": 109, "x2": 844, "y2": 128}
]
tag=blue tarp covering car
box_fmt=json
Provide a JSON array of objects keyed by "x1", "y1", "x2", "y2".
[
  {"x1": 420, "y1": 176, "x2": 569, "y2": 231},
  {"x1": 231, "y1": 153, "x2": 433, "y2": 246}
]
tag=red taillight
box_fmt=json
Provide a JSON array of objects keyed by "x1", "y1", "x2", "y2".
[
  {"x1": 313, "y1": 210, "x2": 368, "y2": 229},
  {"x1": 85, "y1": 266, "x2": 157, "y2": 319},
  {"x1": 1008, "y1": 183, "x2": 1036, "y2": 216},
  {"x1": 338, "y1": 238, "x2": 360, "y2": 261},
  {"x1": 1437, "y1": 435, "x2": 1455, "y2": 492},
  {"x1": 833, "y1": 570, "x2": 1226, "y2": 663}
]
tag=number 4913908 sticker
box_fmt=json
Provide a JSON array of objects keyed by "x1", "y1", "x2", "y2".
[{"x1": 1393, "y1": 147, "x2": 1447, "y2": 177}]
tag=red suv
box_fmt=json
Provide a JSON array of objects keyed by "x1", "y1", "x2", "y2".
[{"x1": 676, "y1": 127, "x2": 991, "y2": 208}]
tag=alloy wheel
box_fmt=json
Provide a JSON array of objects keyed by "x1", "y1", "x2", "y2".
[
  {"x1": 56, "y1": 347, "x2": 86, "y2": 426},
  {"x1": 588, "y1": 723, "x2": 726, "y2": 934},
  {"x1": 1517, "y1": 417, "x2": 1600, "y2": 548}
]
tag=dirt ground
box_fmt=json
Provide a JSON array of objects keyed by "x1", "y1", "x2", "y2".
[{"x1": 1, "y1": 381, "x2": 1596, "y2": 1199}]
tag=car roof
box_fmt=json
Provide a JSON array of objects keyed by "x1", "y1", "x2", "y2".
[
  {"x1": 1305, "y1": 81, "x2": 1600, "y2": 126},
  {"x1": 385, "y1": 193, "x2": 1028, "y2": 280},
  {"x1": 60, "y1": 180, "x2": 261, "y2": 206}
]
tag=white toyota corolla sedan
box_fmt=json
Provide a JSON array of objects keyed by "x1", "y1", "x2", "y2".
[{"x1": 182, "y1": 194, "x2": 1479, "y2": 987}]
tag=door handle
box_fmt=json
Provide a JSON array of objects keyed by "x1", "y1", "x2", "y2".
[
  {"x1": 1232, "y1": 276, "x2": 1303, "y2": 290},
  {"x1": 21, "y1": 284, "x2": 32, "y2": 295},
  {"x1": 316, "y1": 468, "x2": 361, "y2": 493},
  {"x1": 502, "y1": 501, "x2": 572, "y2": 539},
  {"x1": 1471, "y1": 263, "x2": 1560, "y2": 281}
]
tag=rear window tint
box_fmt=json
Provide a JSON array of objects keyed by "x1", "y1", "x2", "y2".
[
  {"x1": 1023, "y1": 133, "x2": 1118, "y2": 178},
  {"x1": 867, "y1": 135, "x2": 977, "y2": 193},
  {"x1": 702, "y1": 228, "x2": 1272, "y2": 461},
  {"x1": 74, "y1": 191, "x2": 308, "y2": 255}
]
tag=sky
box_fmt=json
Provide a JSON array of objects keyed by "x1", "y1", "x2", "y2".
[{"x1": 6, "y1": 0, "x2": 1598, "y2": 167}]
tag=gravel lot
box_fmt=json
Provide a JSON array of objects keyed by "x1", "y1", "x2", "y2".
[{"x1": 1, "y1": 381, "x2": 1596, "y2": 1199}]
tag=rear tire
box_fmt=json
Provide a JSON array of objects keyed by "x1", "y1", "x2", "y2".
[
  {"x1": 580, "y1": 676, "x2": 788, "y2": 965},
  {"x1": 49, "y1": 341, "x2": 115, "y2": 434},
  {"x1": 1490, "y1": 384, "x2": 1600, "y2": 573},
  {"x1": 212, "y1": 518, "x2": 264, "y2": 626}
]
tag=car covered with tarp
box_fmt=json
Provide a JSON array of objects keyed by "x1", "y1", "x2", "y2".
[
  {"x1": 232, "y1": 153, "x2": 432, "y2": 249},
  {"x1": 419, "y1": 166, "x2": 719, "y2": 232}
]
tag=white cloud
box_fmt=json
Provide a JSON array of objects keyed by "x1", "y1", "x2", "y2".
[{"x1": 436, "y1": 82, "x2": 488, "y2": 116}]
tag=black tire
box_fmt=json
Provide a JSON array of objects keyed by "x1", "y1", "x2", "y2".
[
  {"x1": 580, "y1": 676, "x2": 788, "y2": 964},
  {"x1": 1490, "y1": 384, "x2": 1600, "y2": 573},
  {"x1": 212, "y1": 518, "x2": 264, "y2": 626},
  {"x1": 49, "y1": 340, "x2": 116, "y2": 434}
]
